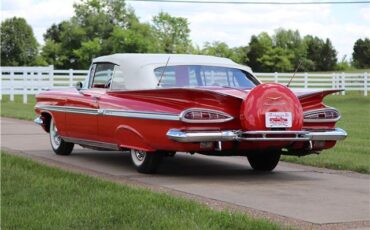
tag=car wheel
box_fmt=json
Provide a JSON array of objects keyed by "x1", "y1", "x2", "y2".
[
  {"x1": 130, "y1": 149, "x2": 163, "y2": 174},
  {"x1": 247, "y1": 152, "x2": 281, "y2": 171},
  {"x1": 49, "y1": 118, "x2": 74, "y2": 155}
]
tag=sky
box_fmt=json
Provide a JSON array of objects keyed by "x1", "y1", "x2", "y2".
[{"x1": 1, "y1": 0, "x2": 370, "y2": 61}]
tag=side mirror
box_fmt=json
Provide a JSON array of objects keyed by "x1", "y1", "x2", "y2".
[{"x1": 76, "y1": 82, "x2": 83, "y2": 91}]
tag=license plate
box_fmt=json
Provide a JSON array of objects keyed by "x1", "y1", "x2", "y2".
[{"x1": 265, "y1": 112, "x2": 292, "y2": 128}]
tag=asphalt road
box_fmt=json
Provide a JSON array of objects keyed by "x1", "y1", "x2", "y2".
[{"x1": 2, "y1": 117, "x2": 369, "y2": 229}]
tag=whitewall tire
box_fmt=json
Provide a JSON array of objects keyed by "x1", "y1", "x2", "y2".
[
  {"x1": 130, "y1": 149, "x2": 163, "y2": 174},
  {"x1": 49, "y1": 118, "x2": 74, "y2": 155}
]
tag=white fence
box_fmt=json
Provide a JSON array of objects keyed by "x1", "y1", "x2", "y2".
[
  {"x1": 0, "y1": 66, "x2": 368, "y2": 103},
  {"x1": 1, "y1": 66, "x2": 88, "y2": 103},
  {"x1": 256, "y1": 72, "x2": 369, "y2": 96}
]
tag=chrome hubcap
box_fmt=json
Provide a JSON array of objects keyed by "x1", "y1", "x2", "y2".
[
  {"x1": 135, "y1": 151, "x2": 145, "y2": 161},
  {"x1": 131, "y1": 149, "x2": 147, "y2": 166},
  {"x1": 50, "y1": 120, "x2": 61, "y2": 149}
]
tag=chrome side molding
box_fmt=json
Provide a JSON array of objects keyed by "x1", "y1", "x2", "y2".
[
  {"x1": 62, "y1": 137, "x2": 120, "y2": 150},
  {"x1": 35, "y1": 105, "x2": 179, "y2": 121}
]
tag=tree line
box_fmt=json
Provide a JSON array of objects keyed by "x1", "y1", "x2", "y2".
[{"x1": 1, "y1": 0, "x2": 369, "y2": 71}]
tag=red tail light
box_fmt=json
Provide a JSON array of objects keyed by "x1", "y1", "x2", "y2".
[
  {"x1": 180, "y1": 108, "x2": 233, "y2": 123},
  {"x1": 304, "y1": 108, "x2": 340, "y2": 122}
]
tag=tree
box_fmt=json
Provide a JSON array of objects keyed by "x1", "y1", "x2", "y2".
[
  {"x1": 302, "y1": 35, "x2": 337, "y2": 71},
  {"x1": 41, "y1": 0, "x2": 142, "y2": 69},
  {"x1": 44, "y1": 22, "x2": 68, "y2": 43},
  {"x1": 245, "y1": 30, "x2": 338, "y2": 72},
  {"x1": 246, "y1": 32, "x2": 273, "y2": 71},
  {"x1": 152, "y1": 12, "x2": 191, "y2": 53},
  {"x1": 1, "y1": 17, "x2": 39, "y2": 66},
  {"x1": 318, "y1": 38, "x2": 337, "y2": 71},
  {"x1": 258, "y1": 47, "x2": 293, "y2": 72},
  {"x1": 73, "y1": 38, "x2": 102, "y2": 65},
  {"x1": 201, "y1": 41, "x2": 247, "y2": 64},
  {"x1": 352, "y1": 38, "x2": 370, "y2": 68},
  {"x1": 303, "y1": 35, "x2": 323, "y2": 71},
  {"x1": 273, "y1": 28, "x2": 311, "y2": 71},
  {"x1": 105, "y1": 22, "x2": 158, "y2": 54}
]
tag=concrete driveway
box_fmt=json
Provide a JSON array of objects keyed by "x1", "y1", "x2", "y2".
[{"x1": 1, "y1": 117, "x2": 369, "y2": 229}]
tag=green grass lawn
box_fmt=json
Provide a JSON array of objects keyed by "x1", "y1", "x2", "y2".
[
  {"x1": 282, "y1": 93, "x2": 370, "y2": 173},
  {"x1": 1, "y1": 153, "x2": 283, "y2": 230},
  {"x1": 1, "y1": 93, "x2": 369, "y2": 173},
  {"x1": 1, "y1": 95, "x2": 36, "y2": 120}
]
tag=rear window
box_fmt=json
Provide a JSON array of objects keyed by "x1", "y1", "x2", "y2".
[{"x1": 154, "y1": 65, "x2": 258, "y2": 89}]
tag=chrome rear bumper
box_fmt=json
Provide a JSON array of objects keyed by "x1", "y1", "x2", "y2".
[{"x1": 167, "y1": 128, "x2": 347, "y2": 142}]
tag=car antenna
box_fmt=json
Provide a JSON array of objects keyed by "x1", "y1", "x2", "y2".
[
  {"x1": 157, "y1": 56, "x2": 171, "y2": 87},
  {"x1": 287, "y1": 60, "x2": 302, "y2": 88}
]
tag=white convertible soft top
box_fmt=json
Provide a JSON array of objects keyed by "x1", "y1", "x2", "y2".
[{"x1": 92, "y1": 53, "x2": 255, "y2": 90}]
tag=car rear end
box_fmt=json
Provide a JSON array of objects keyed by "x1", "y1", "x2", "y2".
[{"x1": 167, "y1": 83, "x2": 347, "y2": 161}]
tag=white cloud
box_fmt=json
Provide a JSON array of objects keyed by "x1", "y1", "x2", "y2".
[
  {"x1": 129, "y1": 2, "x2": 367, "y2": 59},
  {"x1": 360, "y1": 6, "x2": 370, "y2": 23},
  {"x1": 1, "y1": 0, "x2": 76, "y2": 43},
  {"x1": 1, "y1": 0, "x2": 368, "y2": 60}
]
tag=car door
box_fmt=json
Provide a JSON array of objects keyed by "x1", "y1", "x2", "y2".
[{"x1": 65, "y1": 63, "x2": 114, "y2": 142}]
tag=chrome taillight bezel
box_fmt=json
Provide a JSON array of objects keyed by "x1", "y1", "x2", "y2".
[
  {"x1": 180, "y1": 108, "x2": 234, "y2": 123},
  {"x1": 304, "y1": 108, "x2": 341, "y2": 123}
]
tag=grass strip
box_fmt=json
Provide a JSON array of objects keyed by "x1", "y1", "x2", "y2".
[
  {"x1": 1, "y1": 95, "x2": 36, "y2": 120},
  {"x1": 282, "y1": 93, "x2": 370, "y2": 173},
  {"x1": 1, "y1": 153, "x2": 284, "y2": 230}
]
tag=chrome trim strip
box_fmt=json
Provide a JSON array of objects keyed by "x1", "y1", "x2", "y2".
[
  {"x1": 303, "y1": 107, "x2": 341, "y2": 123},
  {"x1": 36, "y1": 105, "x2": 99, "y2": 115},
  {"x1": 179, "y1": 108, "x2": 234, "y2": 123},
  {"x1": 35, "y1": 105, "x2": 180, "y2": 121},
  {"x1": 167, "y1": 129, "x2": 237, "y2": 142},
  {"x1": 237, "y1": 130, "x2": 310, "y2": 141},
  {"x1": 103, "y1": 109, "x2": 180, "y2": 121},
  {"x1": 304, "y1": 118, "x2": 341, "y2": 123},
  {"x1": 241, "y1": 130, "x2": 309, "y2": 135},
  {"x1": 34, "y1": 116, "x2": 44, "y2": 125},
  {"x1": 167, "y1": 128, "x2": 347, "y2": 142},
  {"x1": 62, "y1": 137, "x2": 120, "y2": 150},
  {"x1": 237, "y1": 137, "x2": 311, "y2": 141}
]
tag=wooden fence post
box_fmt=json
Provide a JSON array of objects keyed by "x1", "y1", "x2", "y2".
[
  {"x1": 365, "y1": 72, "x2": 368, "y2": 96},
  {"x1": 37, "y1": 69, "x2": 42, "y2": 94},
  {"x1": 341, "y1": 72, "x2": 346, "y2": 96},
  {"x1": 49, "y1": 65, "x2": 54, "y2": 89},
  {"x1": 9, "y1": 70, "x2": 14, "y2": 101},
  {"x1": 23, "y1": 71, "x2": 28, "y2": 104},
  {"x1": 69, "y1": 69, "x2": 73, "y2": 87},
  {"x1": 331, "y1": 73, "x2": 335, "y2": 90},
  {"x1": 304, "y1": 72, "x2": 308, "y2": 88}
]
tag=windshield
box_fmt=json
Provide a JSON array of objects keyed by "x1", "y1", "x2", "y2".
[{"x1": 154, "y1": 65, "x2": 258, "y2": 89}]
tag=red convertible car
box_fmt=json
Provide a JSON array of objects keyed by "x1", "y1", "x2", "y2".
[{"x1": 34, "y1": 54, "x2": 347, "y2": 173}]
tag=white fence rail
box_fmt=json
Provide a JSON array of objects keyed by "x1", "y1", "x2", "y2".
[
  {"x1": 1, "y1": 66, "x2": 368, "y2": 103},
  {"x1": 256, "y1": 72, "x2": 369, "y2": 96},
  {"x1": 1, "y1": 66, "x2": 88, "y2": 103}
]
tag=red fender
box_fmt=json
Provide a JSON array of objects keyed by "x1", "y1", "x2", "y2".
[{"x1": 114, "y1": 125, "x2": 156, "y2": 152}]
